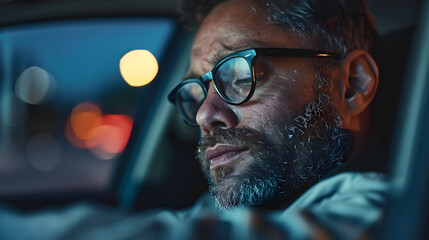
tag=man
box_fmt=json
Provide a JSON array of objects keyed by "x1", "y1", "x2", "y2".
[
  {"x1": 0, "y1": 0, "x2": 388, "y2": 239},
  {"x1": 167, "y1": 0, "x2": 388, "y2": 236}
]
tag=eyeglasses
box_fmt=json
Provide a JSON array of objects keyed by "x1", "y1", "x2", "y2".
[{"x1": 168, "y1": 48, "x2": 340, "y2": 126}]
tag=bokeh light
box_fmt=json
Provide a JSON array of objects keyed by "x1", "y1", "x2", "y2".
[
  {"x1": 97, "y1": 114, "x2": 133, "y2": 154},
  {"x1": 70, "y1": 103, "x2": 102, "y2": 141},
  {"x1": 89, "y1": 147, "x2": 118, "y2": 160},
  {"x1": 119, "y1": 49, "x2": 158, "y2": 87},
  {"x1": 65, "y1": 102, "x2": 133, "y2": 160},
  {"x1": 65, "y1": 103, "x2": 102, "y2": 149},
  {"x1": 26, "y1": 133, "x2": 61, "y2": 172},
  {"x1": 15, "y1": 66, "x2": 55, "y2": 105}
]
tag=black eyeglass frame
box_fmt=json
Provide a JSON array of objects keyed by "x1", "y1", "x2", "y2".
[{"x1": 168, "y1": 48, "x2": 341, "y2": 126}]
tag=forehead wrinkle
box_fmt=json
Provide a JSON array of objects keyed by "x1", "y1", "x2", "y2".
[
  {"x1": 204, "y1": 39, "x2": 269, "y2": 66},
  {"x1": 188, "y1": 38, "x2": 271, "y2": 82}
]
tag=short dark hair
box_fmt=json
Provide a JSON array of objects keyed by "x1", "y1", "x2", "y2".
[{"x1": 179, "y1": 0, "x2": 378, "y2": 56}]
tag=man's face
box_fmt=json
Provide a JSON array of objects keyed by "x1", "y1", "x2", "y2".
[{"x1": 190, "y1": 0, "x2": 350, "y2": 209}]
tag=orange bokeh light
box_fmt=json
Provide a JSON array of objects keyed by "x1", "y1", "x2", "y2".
[
  {"x1": 65, "y1": 103, "x2": 133, "y2": 159},
  {"x1": 71, "y1": 111, "x2": 102, "y2": 140}
]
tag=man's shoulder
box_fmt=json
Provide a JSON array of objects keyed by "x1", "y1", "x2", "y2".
[
  {"x1": 186, "y1": 172, "x2": 389, "y2": 238},
  {"x1": 287, "y1": 172, "x2": 388, "y2": 212},
  {"x1": 279, "y1": 172, "x2": 389, "y2": 238}
]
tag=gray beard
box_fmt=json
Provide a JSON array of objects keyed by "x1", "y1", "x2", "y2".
[{"x1": 197, "y1": 93, "x2": 350, "y2": 211}]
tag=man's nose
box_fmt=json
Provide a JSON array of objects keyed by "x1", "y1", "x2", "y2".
[{"x1": 196, "y1": 82, "x2": 239, "y2": 135}]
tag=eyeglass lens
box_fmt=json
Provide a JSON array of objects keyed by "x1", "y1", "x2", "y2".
[
  {"x1": 176, "y1": 81, "x2": 206, "y2": 124},
  {"x1": 177, "y1": 56, "x2": 253, "y2": 124},
  {"x1": 214, "y1": 57, "x2": 252, "y2": 103}
]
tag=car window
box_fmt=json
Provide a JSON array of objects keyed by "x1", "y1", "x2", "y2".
[{"x1": 0, "y1": 18, "x2": 176, "y2": 204}]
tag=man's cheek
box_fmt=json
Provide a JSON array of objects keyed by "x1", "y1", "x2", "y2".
[{"x1": 247, "y1": 115, "x2": 289, "y2": 144}]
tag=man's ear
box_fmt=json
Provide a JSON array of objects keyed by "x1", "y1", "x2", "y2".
[{"x1": 339, "y1": 49, "x2": 379, "y2": 116}]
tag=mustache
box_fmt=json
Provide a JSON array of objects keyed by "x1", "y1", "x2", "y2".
[
  {"x1": 196, "y1": 127, "x2": 268, "y2": 181},
  {"x1": 198, "y1": 128, "x2": 265, "y2": 153}
]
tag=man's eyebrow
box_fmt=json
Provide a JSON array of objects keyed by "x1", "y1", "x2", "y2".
[
  {"x1": 184, "y1": 40, "x2": 267, "y2": 80},
  {"x1": 208, "y1": 40, "x2": 266, "y2": 65}
]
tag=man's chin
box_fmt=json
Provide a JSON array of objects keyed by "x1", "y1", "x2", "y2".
[
  {"x1": 206, "y1": 151, "x2": 280, "y2": 210},
  {"x1": 209, "y1": 176, "x2": 244, "y2": 210},
  {"x1": 209, "y1": 174, "x2": 281, "y2": 210}
]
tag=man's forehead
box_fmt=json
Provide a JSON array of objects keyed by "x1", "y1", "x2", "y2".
[
  {"x1": 191, "y1": 0, "x2": 266, "y2": 58},
  {"x1": 185, "y1": 38, "x2": 266, "y2": 79},
  {"x1": 192, "y1": 38, "x2": 266, "y2": 63},
  {"x1": 189, "y1": 34, "x2": 303, "y2": 79},
  {"x1": 187, "y1": 0, "x2": 304, "y2": 77}
]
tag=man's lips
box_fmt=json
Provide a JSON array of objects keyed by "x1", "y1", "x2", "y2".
[{"x1": 206, "y1": 144, "x2": 249, "y2": 170}]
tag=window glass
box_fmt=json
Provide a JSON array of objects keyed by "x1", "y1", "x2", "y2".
[{"x1": 0, "y1": 18, "x2": 175, "y2": 197}]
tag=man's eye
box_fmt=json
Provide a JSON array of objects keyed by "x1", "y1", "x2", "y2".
[{"x1": 233, "y1": 77, "x2": 252, "y2": 87}]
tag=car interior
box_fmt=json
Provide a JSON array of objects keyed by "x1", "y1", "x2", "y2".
[{"x1": 0, "y1": 0, "x2": 428, "y2": 238}]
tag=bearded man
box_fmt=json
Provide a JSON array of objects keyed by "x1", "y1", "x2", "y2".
[
  {"x1": 167, "y1": 0, "x2": 388, "y2": 237},
  {"x1": 0, "y1": 0, "x2": 389, "y2": 239}
]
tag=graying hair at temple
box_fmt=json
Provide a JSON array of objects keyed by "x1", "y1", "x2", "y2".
[{"x1": 178, "y1": 0, "x2": 378, "y2": 57}]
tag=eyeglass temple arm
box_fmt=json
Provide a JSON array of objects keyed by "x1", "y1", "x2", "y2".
[{"x1": 255, "y1": 48, "x2": 341, "y2": 59}]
